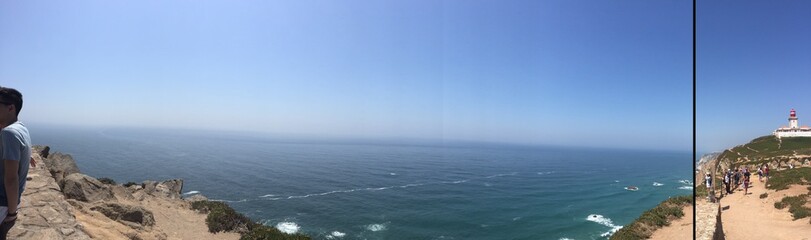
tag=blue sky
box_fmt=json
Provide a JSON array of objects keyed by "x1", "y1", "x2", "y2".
[
  {"x1": 698, "y1": 0, "x2": 811, "y2": 153},
  {"x1": 0, "y1": 1, "x2": 691, "y2": 150}
]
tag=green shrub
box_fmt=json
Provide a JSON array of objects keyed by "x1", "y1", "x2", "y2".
[
  {"x1": 696, "y1": 184, "x2": 708, "y2": 198},
  {"x1": 98, "y1": 177, "x2": 116, "y2": 185},
  {"x1": 774, "y1": 194, "x2": 811, "y2": 220},
  {"x1": 766, "y1": 168, "x2": 811, "y2": 191},
  {"x1": 191, "y1": 200, "x2": 230, "y2": 214},
  {"x1": 206, "y1": 205, "x2": 253, "y2": 234},
  {"x1": 191, "y1": 200, "x2": 311, "y2": 239}
]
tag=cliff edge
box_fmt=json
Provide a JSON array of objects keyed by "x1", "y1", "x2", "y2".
[{"x1": 9, "y1": 146, "x2": 240, "y2": 240}]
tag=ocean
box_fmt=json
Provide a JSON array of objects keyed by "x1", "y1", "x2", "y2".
[{"x1": 30, "y1": 124, "x2": 692, "y2": 240}]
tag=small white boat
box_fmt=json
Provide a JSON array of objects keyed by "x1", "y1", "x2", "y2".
[{"x1": 625, "y1": 186, "x2": 639, "y2": 191}]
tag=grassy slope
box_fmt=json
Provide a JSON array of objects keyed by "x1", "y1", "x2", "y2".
[{"x1": 717, "y1": 135, "x2": 811, "y2": 169}]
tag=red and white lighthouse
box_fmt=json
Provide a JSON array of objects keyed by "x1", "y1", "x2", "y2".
[{"x1": 790, "y1": 108, "x2": 799, "y2": 129}]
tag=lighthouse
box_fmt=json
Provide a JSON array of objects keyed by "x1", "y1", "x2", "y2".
[
  {"x1": 790, "y1": 109, "x2": 799, "y2": 129},
  {"x1": 774, "y1": 108, "x2": 811, "y2": 138}
]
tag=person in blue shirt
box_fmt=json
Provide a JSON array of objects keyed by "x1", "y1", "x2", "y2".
[{"x1": 0, "y1": 87, "x2": 31, "y2": 240}]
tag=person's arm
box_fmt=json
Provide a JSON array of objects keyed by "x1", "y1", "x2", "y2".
[{"x1": 3, "y1": 159, "x2": 18, "y2": 222}]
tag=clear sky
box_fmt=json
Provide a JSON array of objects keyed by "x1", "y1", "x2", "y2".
[
  {"x1": 0, "y1": 0, "x2": 691, "y2": 150},
  {"x1": 698, "y1": 0, "x2": 811, "y2": 153}
]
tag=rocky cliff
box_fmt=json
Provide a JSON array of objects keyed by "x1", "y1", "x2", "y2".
[{"x1": 10, "y1": 146, "x2": 239, "y2": 240}]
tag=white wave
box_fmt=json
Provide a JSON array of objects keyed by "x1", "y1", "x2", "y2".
[
  {"x1": 182, "y1": 191, "x2": 200, "y2": 195},
  {"x1": 367, "y1": 223, "x2": 387, "y2": 232},
  {"x1": 259, "y1": 194, "x2": 276, "y2": 198},
  {"x1": 276, "y1": 222, "x2": 300, "y2": 234},
  {"x1": 653, "y1": 182, "x2": 664, "y2": 186},
  {"x1": 483, "y1": 183, "x2": 492, "y2": 187},
  {"x1": 484, "y1": 172, "x2": 518, "y2": 178},
  {"x1": 559, "y1": 238, "x2": 575, "y2": 240},
  {"x1": 512, "y1": 217, "x2": 522, "y2": 221},
  {"x1": 678, "y1": 180, "x2": 693, "y2": 185},
  {"x1": 389, "y1": 173, "x2": 397, "y2": 176},
  {"x1": 586, "y1": 214, "x2": 623, "y2": 238},
  {"x1": 614, "y1": 180, "x2": 620, "y2": 183},
  {"x1": 600, "y1": 226, "x2": 623, "y2": 238},
  {"x1": 537, "y1": 171, "x2": 554, "y2": 175},
  {"x1": 679, "y1": 186, "x2": 694, "y2": 190},
  {"x1": 325, "y1": 231, "x2": 345, "y2": 239},
  {"x1": 452, "y1": 180, "x2": 469, "y2": 184}
]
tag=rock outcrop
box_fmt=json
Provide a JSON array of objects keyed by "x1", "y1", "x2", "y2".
[
  {"x1": 140, "y1": 179, "x2": 183, "y2": 199},
  {"x1": 38, "y1": 150, "x2": 81, "y2": 185},
  {"x1": 90, "y1": 203, "x2": 155, "y2": 229},
  {"x1": 11, "y1": 145, "x2": 241, "y2": 240},
  {"x1": 61, "y1": 173, "x2": 116, "y2": 202}
]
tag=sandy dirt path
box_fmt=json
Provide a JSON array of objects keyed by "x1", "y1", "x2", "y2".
[
  {"x1": 648, "y1": 205, "x2": 693, "y2": 240},
  {"x1": 719, "y1": 179, "x2": 811, "y2": 240}
]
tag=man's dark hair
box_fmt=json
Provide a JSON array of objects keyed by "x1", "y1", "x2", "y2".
[{"x1": 0, "y1": 87, "x2": 23, "y2": 116}]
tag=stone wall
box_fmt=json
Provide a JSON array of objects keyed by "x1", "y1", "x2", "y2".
[
  {"x1": 696, "y1": 201, "x2": 724, "y2": 240},
  {"x1": 7, "y1": 150, "x2": 91, "y2": 239}
]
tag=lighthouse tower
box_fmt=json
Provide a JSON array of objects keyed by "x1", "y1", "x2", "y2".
[{"x1": 790, "y1": 109, "x2": 799, "y2": 129}]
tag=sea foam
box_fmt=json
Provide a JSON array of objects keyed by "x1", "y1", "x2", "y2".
[
  {"x1": 653, "y1": 182, "x2": 664, "y2": 186},
  {"x1": 182, "y1": 191, "x2": 200, "y2": 195},
  {"x1": 276, "y1": 222, "x2": 300, "y2": 234},
  {"x1": 325, "y1": 231, "x2": 346, "y2": 239},
  {"x1": 678, "y1": 180, "x2": 693, "y2": 185},
  {"x1": 367, "y1": 223, "x2": 387, "y2": 232},
  {"x1": 679, "y1": 186, "x2": 694, "y2": 190},
  {"x1": 586, "y1": 214, "x2": 623, "y2": 237}
]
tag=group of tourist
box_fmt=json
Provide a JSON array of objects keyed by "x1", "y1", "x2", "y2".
[{"x1": 713, "y1": 165, "x2": 769, "y2": 197}]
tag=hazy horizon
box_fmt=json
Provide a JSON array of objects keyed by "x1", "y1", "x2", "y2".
[{"x1": 2, "y1": 0, "x2": 691, "y2": 151}]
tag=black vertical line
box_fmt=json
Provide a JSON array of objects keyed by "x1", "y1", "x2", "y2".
[{"x1": 693, "y1": 0, "x2": 698, "y2": 238}]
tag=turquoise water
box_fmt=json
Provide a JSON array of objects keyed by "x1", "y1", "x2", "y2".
[{"x1": 31, "y1": 125, "x2": 692, "y2": 240}]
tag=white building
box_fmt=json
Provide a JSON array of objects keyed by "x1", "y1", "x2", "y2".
[{"x1": 774, "y1": 109, "x2": 811, "y2": 138}]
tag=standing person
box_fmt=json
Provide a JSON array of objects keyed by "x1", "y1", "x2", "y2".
[
  {"x1": 743, "y1": 168, "x2": 751, "y2": 195},
  {"x1": 764, "y1": 165, "x2": 770, "y2": 180},
  {"x1": 0, "y1": 87, "x2": 30, "y2": 239},
  {"x1": 723, "y1": 170, "x2": 731, "y2": 195},
  {"x1": 734, "y1": 168, "x2": 741, "y2": 190},
  {"x1": 757, "y1": 167, "x2": 763, "y2": 182},
  {"x1": 705, "y1": 173, "x2": 713, "y2": 200}
]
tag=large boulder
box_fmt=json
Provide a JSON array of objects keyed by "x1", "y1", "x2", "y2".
[
  {"x1": 90, "y1": 203, "x2": 155, "y2": 229},
  {"x1": 61, "y1": 173, "x2": 114, "y2": 202},
  {"x1": 142, "y1": 179, "x2": 183, "y2": 199},
  {"x1": 41, "y1": 152, "x2": 81, "y2": 184}
]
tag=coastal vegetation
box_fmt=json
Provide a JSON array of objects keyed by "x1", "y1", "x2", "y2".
[
  {"x1": 765, "y1": 167, "x2": 811, "y2": 191},
  {"x1": 774, "y1": 194, "x2": 811, "y2": 220},
  {"x1": 609, "y1": 195, "x2": 692, "y2": 240},
  {"x1": 191, "y1": 200, "x2": 311, "y2": 240},
  {"x1": 696, "y1": 184, "x2": 708, "y2": 198},
  {"x1": 716, "y1": 135, "x2": 811, "y2": 169}
]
